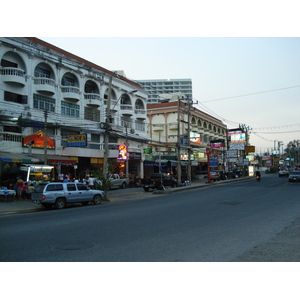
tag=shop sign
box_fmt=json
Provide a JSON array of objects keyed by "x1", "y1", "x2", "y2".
[
  {"x1": 23, "y1": 130, "x2": 55, "y2": 149},
  {"x1": 67, "y1": 134, "x2": 87, "y2": 147},
  {"x1": 118, "y1": 143, "x2": 128, "y2": 160},
  {"x1": 229, "y1": 142, "x2": 245, "y2": 150}
]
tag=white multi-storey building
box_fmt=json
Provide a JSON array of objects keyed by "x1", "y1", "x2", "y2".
[
  {"x1": 136, "y1": 78, "x2": 192, "y2": 103},
  {"x1": 0, "y1": 37, "x2": 148, "y2": 182}
]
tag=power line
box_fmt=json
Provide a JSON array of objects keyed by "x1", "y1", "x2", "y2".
[{"x1": 200, "y1": 85, "x2": 300, "y2": 103}]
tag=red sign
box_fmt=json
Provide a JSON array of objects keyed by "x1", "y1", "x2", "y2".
[{"x1": 23, "y1": 130, "x2": 55, "y2": 149}]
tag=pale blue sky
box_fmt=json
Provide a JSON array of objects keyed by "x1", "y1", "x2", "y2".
[{"x1": 40, "y1": 37, "x2": 300, "y2": 153}]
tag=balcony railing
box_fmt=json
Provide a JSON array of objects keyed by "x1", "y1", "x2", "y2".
[
  {"x1": 34, "y1": 77, "x2": 56, "y2": 94},
  {"x1": 120, "y1": 105, "x2": 133, "y2": 115},
  {"x1": 84, "y1": 93, "x2": 102, "y2": 106},
  {"x1": 1, "y1": 67, "x2": 26, "y2": 86},
  {"x1": 61, "y1": 86, "x2": 80, "y2": 101}
]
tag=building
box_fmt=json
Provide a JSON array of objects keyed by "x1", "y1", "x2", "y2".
[
  {"x1": 0, "y1": 37, "x2": 149, "y2": 183},
  {"x1": 136, "y1": 78, "x2": 192, "y2": 104},
  {"x1": 144, "y1": 93, "x2": 227, "y2": 181}
]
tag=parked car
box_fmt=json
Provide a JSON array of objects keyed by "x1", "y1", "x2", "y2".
[
  {"x1": 95, "y1": 174, "x2": 130, "y2": 189},
  {"x1": 32, "y1": 182, "x2": 104, "y2": 209},
  {"x1": 288, "y1": 171, "x2": 300, "y2": 182},
  {"x1": 279, "y1": 169, "x2": 289, "y2": 177},
  {"x1": 210, "y1": 171, "x2": 220, "y2": 181},
  {"x1": 141, "y1": 173, "x2": 177, "y2": 192}
]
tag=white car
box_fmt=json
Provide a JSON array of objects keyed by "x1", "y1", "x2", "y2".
[{"x1": 279, "y1": 169, "x2": 289, "y2": 177}]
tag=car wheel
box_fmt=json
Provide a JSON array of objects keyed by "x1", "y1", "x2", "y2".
[
  {"x1": 93, "y1": 194, "x2": 102, "y2": 205},
  {"x1": 144, "y1": 187, "x2": 149, "y2": 192},
  {"x1": 55, "y1": 198, "x2": 66, "y2": 209},
  {"x1": 121, "y1": 182, "x2": 127, "y2": 189}
]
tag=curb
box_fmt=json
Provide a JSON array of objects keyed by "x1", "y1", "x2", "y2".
[{"x1": 153, "y1": 176, "x2": 252, "y2": 194}]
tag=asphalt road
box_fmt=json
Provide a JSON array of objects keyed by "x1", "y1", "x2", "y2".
[{"x1": 1, "y1": 174, "x2": 300, "y2": 262}]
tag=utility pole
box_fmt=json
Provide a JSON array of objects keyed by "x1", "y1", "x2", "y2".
[
  {"x1": 44, "y1": 109, "x2": 48, "y2": 165},
  {"x1": 103, "y1": 75, "x2": 113, "y2": 179},
  {"x1": 177, "y1": 97, "x2": 182, "y2": 186},
  {"x1": 125, "y1": 124, "x2": 129, "y2": 177}
]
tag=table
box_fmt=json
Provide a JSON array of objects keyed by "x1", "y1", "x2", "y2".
[{"x1": 0, "y1": 189, "x2": 16, "y2": 201}]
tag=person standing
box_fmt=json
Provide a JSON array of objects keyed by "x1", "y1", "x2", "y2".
[
  {"x1": 87, "y1": 176, "x2": 95, "y2": 189},
  {"x1": 16, "y1": 178, "x2": 24, "y2": 200}
]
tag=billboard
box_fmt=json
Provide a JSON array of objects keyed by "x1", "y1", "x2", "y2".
[
  {"x1": 210, "y1": 139, "x2": 225, "y2": 148},
  {"x1": 190, "y1": 132, "x2": 201, "y2": 144},
  {"x1": 230, "y1": 133, "x2": 246, "y2": 143}
]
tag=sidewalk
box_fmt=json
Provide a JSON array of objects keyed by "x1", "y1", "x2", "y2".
[{"x1": 0, "y1": 177, "x2": 251, "y2": 216}]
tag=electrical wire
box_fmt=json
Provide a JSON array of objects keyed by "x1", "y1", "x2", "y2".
[{"x1": 200, "y1": 85, "x2": 300, "y2": 103}]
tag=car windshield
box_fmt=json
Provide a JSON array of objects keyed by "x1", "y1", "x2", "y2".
[
  {"x1": 291, "y1": 172, "x2": 300, "y2": 175},
  {"x1": 34, "y1": 183, "x2": 47, "y2": 193}
]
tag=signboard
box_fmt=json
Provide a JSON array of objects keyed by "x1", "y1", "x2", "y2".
[
  {"x1": 23, "y1": 130, "x2": 55, "y2": 149},
  {"x1": 226, "y1": 150, "x2": 238, "y2": 158},
  {"x1": 229, "y1": 142, "x2": 245, "y2": 150},
  {"x1": 228, "y1": 128, "x2": 243, "y2": 137},
  {"x1": 245, "y1": 146, "x2": 255, "y2": 153},
  {"x1": 210, "y1": 139, "x2": 225, "y2": 148},
  {"x1": 118, "y1": 143, "x2": 128, "y2": 160},
  {"x1": 209, "y1": 157, "x2": 218, "y2": 167},
  {"x1": 144, "y1": 148, "x2": 152, "y2": 154},
  {"x1": 67, "y1": 134, "x2": 87, "y2": 147},
  {"x1": 190, "y1": 132, "x2": 201, "y2": 144},
  {"x1": 230, "y1": 133, "x2": 246, "y2": 143},
  {"x1": 262, "y1": 156, "x2": 271, "y2": 161}
]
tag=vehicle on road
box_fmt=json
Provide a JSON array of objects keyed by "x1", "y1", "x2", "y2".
[
  {"x1": 288, "y1": 171, "x2": 300, "y2": 182},
  {"x1": 279, "y1": 169, "x2": 289, "y2": 177},
  {"x1": 95, "y1": 174, "x2": 130, "y2": 189},
  {"x1": 141, "y1": 173, "x2": 177, "y2": 192},
  {"x1": 210, "y1": 171, "x2": 220, "y2": 181},
  {"x1": 32, "y1": 182, "x2": 104, "y2": 209}
]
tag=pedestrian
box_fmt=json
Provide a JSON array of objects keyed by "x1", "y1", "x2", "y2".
[
  {"x1": 87, "y1": 176, "x2": 95, "y2": 189},
  {"x1": 27, "y1": 183, "x2": 34, "y2": 199},
  {"x1": 21, "y1": 182, "x2": 29, "y2": 199},
  {"x1": 16, "y1": 177, "x2": 24, "y2": 200}
]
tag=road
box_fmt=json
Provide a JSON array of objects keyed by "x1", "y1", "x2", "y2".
[{"x1": 1, "y1": 174, "x2": 300, "y2": 262}]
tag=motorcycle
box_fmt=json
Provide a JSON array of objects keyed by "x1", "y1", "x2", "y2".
[{"x1": 256, "y1": 175, "x2": 261, "y2": 181}]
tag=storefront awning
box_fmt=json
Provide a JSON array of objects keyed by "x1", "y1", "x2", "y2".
[
  {"x1": 33, "y1": 155, "x2": 77, "y2": 165},
  {"x1": 0, "y1": 152, "x2": 37, "y2": 163}
]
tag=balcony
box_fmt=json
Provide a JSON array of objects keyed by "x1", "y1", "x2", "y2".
[
  {"x1": 1, "y1": 67, "x2": 26, "y2": 86},
  {"x1": 168, "y1": 122, "x2": 178, "y2": 130},
  {"x1": 134, "y1": 108, "x2": 146, "y2": 119},
  {"x1": 191, "y1": 124, "x2": 198, "y2": 132},
  {"x1": 153, "y1": 124, "x2": 164, "y2": 131},
  {"x1": 34, "y1": 78, "x2": 56, "y2": 94},
  {"x1": 84, "y1": 93, "x2": 102, "y2": 107},
  {"x1": 61, "y1": 86, "x2": 80, "y2": 101},
  {"x1": 120, "y1": 105, "x2": 133, "y2": 116}
]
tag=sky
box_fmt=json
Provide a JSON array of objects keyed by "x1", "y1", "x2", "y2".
[
  {"x1": 3, "y1": 1, "x2": 299, "y2": 154},
  {"x1": 39, "y1": 36, "x2": 300, "y2": 154}
]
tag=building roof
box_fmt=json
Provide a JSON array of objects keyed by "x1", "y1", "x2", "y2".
[
  {"x1": 147, "y1": 102, "x2": 225, "y2": 124},
  {"x1": 24, "y1": 37, "x2": 142, "y2": 89}
]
